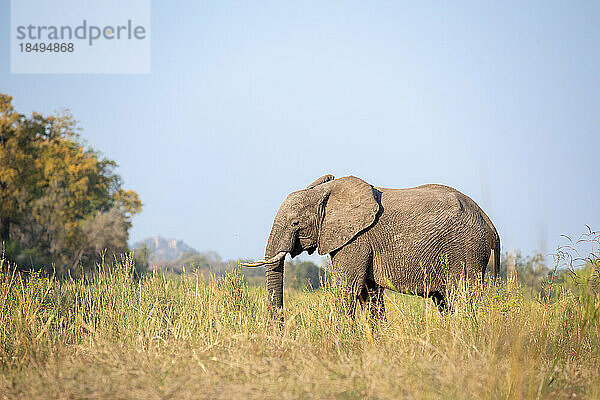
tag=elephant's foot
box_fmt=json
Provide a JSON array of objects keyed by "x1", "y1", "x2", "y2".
[{"x1": 429, "y1": 291, "x2": 449, "y2": 313}]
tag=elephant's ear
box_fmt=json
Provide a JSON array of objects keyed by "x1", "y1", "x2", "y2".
[
  {"x1": 306, "y1": 174, "x2": 335, "y2": 189},
  {"x1": 317, "y1": 176, "x2": 379, "y2": 255}
]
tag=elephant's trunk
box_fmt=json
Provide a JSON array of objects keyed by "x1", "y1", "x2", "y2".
[
  {"x1": 266, "y1": 259, "x2": 284, "y2": 309},
  {"x1": 264, "y1": 231, "x2": 286, "y2": 311}
]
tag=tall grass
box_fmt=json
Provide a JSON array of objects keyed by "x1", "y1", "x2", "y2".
[{"x1": 0, "y1": 252, "x2": 599, "y2": 399}]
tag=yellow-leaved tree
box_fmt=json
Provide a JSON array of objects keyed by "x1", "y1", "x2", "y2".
[{"x1": 0, "y1": 93, "x2": 142, "y2": 275}]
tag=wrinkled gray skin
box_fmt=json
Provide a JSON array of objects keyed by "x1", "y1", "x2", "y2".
[{"x1": 244, "y1": 174, "x2": 500, "y2": 318}]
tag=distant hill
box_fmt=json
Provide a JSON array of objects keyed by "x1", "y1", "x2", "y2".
[{"x1": 133, "y1": 236, "x2": 198, "y2": 264}]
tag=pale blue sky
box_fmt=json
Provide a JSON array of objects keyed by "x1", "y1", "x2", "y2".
[{"x1": 1, "y1": 1, "x2": 598, "y2": 262}]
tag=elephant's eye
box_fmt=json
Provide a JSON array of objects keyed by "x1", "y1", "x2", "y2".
[{"x1": 291, "y1": 220, "x2": 299, "y2": 227}]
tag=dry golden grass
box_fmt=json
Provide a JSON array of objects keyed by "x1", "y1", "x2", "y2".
[{"x1": 1, "y1": 255, "x2": 599, "y2": 399}]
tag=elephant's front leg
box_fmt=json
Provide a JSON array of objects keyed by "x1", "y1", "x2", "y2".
[
  {"x1": 330, "y1": 238, "x2": 372, "y2": 319},
  {"x1": 429, "y1": 291, "x2": 449, "y2": 313},
  {"x1": 359, "y1": 283, "x2": 386, "y2": 322}
]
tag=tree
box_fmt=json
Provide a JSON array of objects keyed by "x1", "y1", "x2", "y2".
[
  {"x1": 0, "y1": 93, "x2": 142, "y2": 274},
  {"x1": 0, "y1": 94, "x2": 43, "y2": 244},
  {"x1": 499, "y1": 251, "x2": 550, "y2": 294},
  {"x1": 132, "y1": 243, "x2": 150, "y2": 277},
  {"x1": 173, "y1": 251, "x2": 212, "y2": 271},
  {"x1": 285, "y1": 260, "x2": 322, "y2": 290}
]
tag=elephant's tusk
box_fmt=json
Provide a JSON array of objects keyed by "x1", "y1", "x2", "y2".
[
  {"x1": 239, "y1": 260, "x2": 267, "y2": 267},
  {"x1": 239, "y1": 251, "x2": 287, "y2": 267}
]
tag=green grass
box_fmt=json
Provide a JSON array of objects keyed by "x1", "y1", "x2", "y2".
[{"x1": 1, "y1": 255, "x2": 599, "y2": 399}]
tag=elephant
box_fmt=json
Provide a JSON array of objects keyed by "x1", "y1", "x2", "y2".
[{"x1": 241, "y1": 174, "x2": 500, "y2": 318}]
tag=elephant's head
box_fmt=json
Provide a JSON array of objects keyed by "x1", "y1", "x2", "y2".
[{"x1": 241, "y1": 174, "x2": 380, "y2": 310}]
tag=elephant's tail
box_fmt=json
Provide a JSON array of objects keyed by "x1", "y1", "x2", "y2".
[
  {"x1": 492, "y1": 231, "x2": 500, "y2": 283},
  {"x1": 483, "y1": 214, "x2": 500, "y2": 283}
]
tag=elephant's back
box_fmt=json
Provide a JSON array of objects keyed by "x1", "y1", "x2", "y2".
[
  {"x1": 376, "y1": 184, "x2": 471, "y2": 219},
  {"x1": 376, "y1": 184, "x2": 487, "y2": 226},
  {"x1": 369, "y1": 185, "x2": 491, "y2": 292}
]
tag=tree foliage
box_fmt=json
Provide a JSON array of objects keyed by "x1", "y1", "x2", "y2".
[
  {"x1": 0, "y1": 93, "x2": 141, "y2": 275},
  {"x1": 499, "y1": 251, "x2": 550, "y2": 295},
  {"x1": 285, "y1": 260, "x2": 323, "y2": 290}
]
